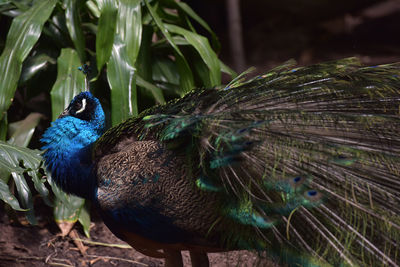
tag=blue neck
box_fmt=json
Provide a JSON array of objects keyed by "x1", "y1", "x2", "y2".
[{"x1": 42, "y1": 116, "x2": 105, "y2": 199}]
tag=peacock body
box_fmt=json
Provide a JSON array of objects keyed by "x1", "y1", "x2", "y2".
[{"x1": 41, "y1": 58, "x2": 400, "y2": 267}]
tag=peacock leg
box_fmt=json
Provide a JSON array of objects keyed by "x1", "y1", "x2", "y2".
[
  {"x1": 189, "y1": 251, "x2": 209, "y2": 267},
  {"x1": 163, "y1": 249, "x2": 183, "y2": 267}
]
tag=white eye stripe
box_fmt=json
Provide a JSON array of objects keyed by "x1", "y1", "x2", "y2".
[{"x1": 76, "y1": 98, "x2": 87, "y2": 114}]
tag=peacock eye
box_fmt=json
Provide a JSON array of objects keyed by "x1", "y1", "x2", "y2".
[{"x1": 75, "y1": 98, "x2": 87, "y2": 114}]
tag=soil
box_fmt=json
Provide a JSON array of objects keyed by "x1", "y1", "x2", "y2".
[{"x1": 0, "y1": 207, "x2": 277, "y2": 267}]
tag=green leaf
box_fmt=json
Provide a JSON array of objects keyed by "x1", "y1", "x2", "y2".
[
  {"x1": 7, "y1": 112, "x2": 50, "y2": 206},
  {"x1": 7, "y1": 113, "x2": 48, "y2": 205},
  {"x1": 172, "y1": 0, "x2": 220, "y2": 51},
  {"x1": 0, "y1": 0, "x2": 57, "y2": 121},
  {"x1": 137, "y1": 25, "x2": 153, "y2": 82},
  {"x1": 107, "y1": 35, "x2": 137, "y2": 125},
  {"x1": 86, "y1": 0, "x2": 100, "y2": 18},
  {"x1": 11, "y1": 172, "x2": 37, "y2": 224},
  {"x1": 64, "y1": 0, "x2": 86, "y2": 62},
  {"x1": 48, "y1": 174, "x2": 85, "y2": 224},
  {"x1": 50, "y1": 48, "x2": 85, "y2": 121},
  {"x1": 94, "y1": 0, "x2": 104, "y2": 10},
  {"x1": 82, "y1": 22, "x2": 98, "y2": 35},
  {"x1": 78, "y1": 202, "x2": 91, "y2": 237},
  {"x1": 156, "y1": 3, "x2": 180, "y2": 23},
  {"x1": 165, "y1": 23, "x2": 221, "y2": 87},
  {"x1": 145, "y1": 0, "x2": 194, "y2": 94},
  {"x1": 0, "y1": 1, "x2": 17, "y2": 14},
  {"x1": 137, "y1": 75, "x2": 165, "y2": 104},
  {"x1": 192, "y1": 54, "x2": 212, "y2": 88},
  {"x1": 0, "y1": 141, "x2": 43, "y2": 223},
  {"x1": 8, "y1": 0, "x2": 31, "y2": 12},
  {"x1": 0, "y1": 115, "x2": 7, "y2": 141},
  {"x1": 20, "y1": 54, "x2": 56, "y2": 85},
  {"x1": 0, "y1": 178, "x2": 25, "y2": 211},
  {"x1": 0, "y1": 158, "x2": 23, "y2": 173},
  {"x1": 8, "y1": 113, "x2": 42, "y2": 147},
  {"x1": 45, "y1": 10, "x2": 71, "y2": 48},
  {"x1": 96, "y1": 0, "x2": 117, "y2": 73},
  {"x1": 0, "y1": 141, "x2": 42, "y2": 172},
  {"x1": 29, "y1": 169, "x2": 51, "y2": 207},
  {"x1": 152, "y1": 56, "x2": 179, "y2": 85},
  {"x1": 119, "y1": 0, "x2": 142, "y2": 67},
  {"x1": 107, "y1": 0, "x2": 143, "y2": 125},
  {"x1": 135, "y1": 25, "x2": 167, "y2": 104},
  {"x1": 220, "y1": 60, "x2": 237, "y2": 78}
]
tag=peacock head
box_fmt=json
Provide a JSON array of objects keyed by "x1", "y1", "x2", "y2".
[
  {"x1": 42, "y1": 92, "x2": 106, "y2": 148},
  {"x1": 42, "y1": 91, "x2": 105, "y2": 152},
  {"x1": 59, "y1": 92, "x2": 105, "y2": 127}
]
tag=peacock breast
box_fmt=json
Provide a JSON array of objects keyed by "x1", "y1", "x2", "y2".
[{"x1": 94, "y1": 140, "x2": 223, "y2": 245}]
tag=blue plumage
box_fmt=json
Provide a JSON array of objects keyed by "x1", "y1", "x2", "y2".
[{"x1": 41, "y1": 92, "x2": 105, "y2": 198}]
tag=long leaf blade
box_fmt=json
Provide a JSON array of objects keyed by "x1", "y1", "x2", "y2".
[
  {"x1": 11, "y1": 172, "x2": 37, "y2": 224},
  {"x1": 8, "y1": 113, "x2": 42, "y2": 148},
  {"x1": 50, "y1": 48, "x2": 85, "y2": 121},
  {"x1": 0, "y1": 178, "x2": 25, "y2": 211},
  {"x1": 137, "y1": 74, "x2": 165, "y2": 104},
  {"x1": 107, "y1": 36, "x2": 137, "y2": 125},
  {"x1": 0, "y1": 115, "x2": 7, "y2": 141},
  {"x1": 145, "y1": 0, "x2": 194, "y2": 94},
  {"x1": 64, "y1": 0, "x2": 86, "y2": 62},
  {"x1": 20, "y1": 53, "x2": 56, "y2": 85},
  {"x1": 173, "y1": 1, "x2": 220, "y2": 51},
  {"x1": 0, "y1": 0, "x2": 57, "y2": 121},
  {"x1": 96, "y1": 0, "x2": 117, "y2": 73},
  {"x1": 165, "y1": 23, "x2": 221, "y2": 86},
  {"x1": 107, "y1": 0, "x2": 142, "y2": 125},
  {"x1": 119, "y1": 0, "x2": 142, "y2": 66},
  {"x1": 78, "y1": 202, "x2": 91, "y2": 237}
]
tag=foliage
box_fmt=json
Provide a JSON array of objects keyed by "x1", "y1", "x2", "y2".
[{"x1": 0, "y1": 0, "x2": 234, "y2": 235}]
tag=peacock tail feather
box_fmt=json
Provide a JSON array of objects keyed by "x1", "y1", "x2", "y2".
[{"x1": 93, "y1": 58, "x2": 400, "y2": 266}]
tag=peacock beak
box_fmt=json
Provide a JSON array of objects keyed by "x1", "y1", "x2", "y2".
[{"x1": 58, "y1": 108, "x2": 70, "y2": 118}]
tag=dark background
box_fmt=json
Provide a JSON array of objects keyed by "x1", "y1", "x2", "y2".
[{"x1": 188, "y1": 0, "x2": 400, "y2": 74}]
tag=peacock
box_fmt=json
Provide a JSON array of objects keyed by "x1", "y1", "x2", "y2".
[{"x1": 41, "y1": 58, "x2": 400, "y2": 267}]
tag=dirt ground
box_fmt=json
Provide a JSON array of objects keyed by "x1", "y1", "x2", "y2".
[{"x1": 0, "y1": 207, "x2": 276, "y2": 267}]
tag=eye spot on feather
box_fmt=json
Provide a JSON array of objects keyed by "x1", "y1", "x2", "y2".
[
  {"x1": 304, "y1": 190, "x2": 323, "y2": 202},
  {"x1": 288, "y1": 175, "x2": 308, "y2": 189},
  {"x1": 307, "y1": 190, "x2": 317, "y2": 196},
  {"x1": 293, "y1": 176, "x2": 301, "y2": 183}
]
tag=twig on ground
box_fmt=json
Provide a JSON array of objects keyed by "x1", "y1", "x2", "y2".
[
  {"x1": 69, "y1": 229, "x2": 88, "y2": 255},
  {"x1": 73, "y1": 238, "x2": 132, "y2": 249},
  {"x1": 47, "y1": 262, "x2": 74, "y2": 267},
  {"x1": 86, "y1": 254, "x2": 149, "y2": 266},
  {"x1": 0, "y1": 255, "x2": 44, "y2": 261}
]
